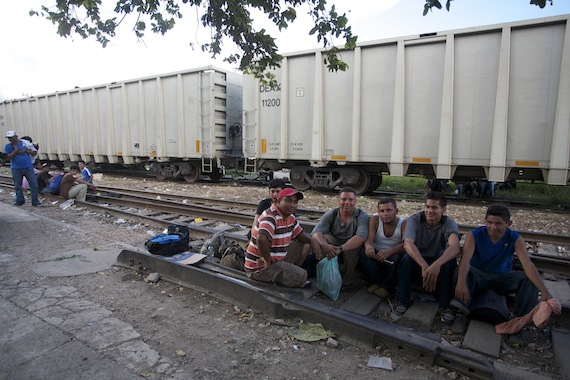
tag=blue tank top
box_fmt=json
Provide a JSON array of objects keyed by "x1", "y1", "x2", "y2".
[{"x1": 470, "y1": 226, "x2": 520, "y2": 273}]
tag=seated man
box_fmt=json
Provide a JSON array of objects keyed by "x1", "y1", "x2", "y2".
[
  {"x1": 252, "y1": 178, "x2": 311, "y2": 267},
  {"x1": 360, "y1": 197, "x2": 406, "y2": 299},
  {"x1": 78, "y1": 160, "x2": 94, "y2": 184},
  {"x1": 451, "y1": 204, "x2": 553, "y2": 333},
  {"x1": 252, "y1": 178, "x2": 287, "y2": 229},
  {"x1": 312, "y1": 187, "x2": 370, "y2": 287},
  {"x1": 36, "y1": 163, "x2": 53, "y2": 194},
  {"x1": 245, "y1": 188, "x2": 321, "y2": 288},
  {"x1": 59, "y1": 164, "x2": 96, "y2": 202},
  {"x1": 392, "y1": 191, "x2": 460, "y2": 323}
]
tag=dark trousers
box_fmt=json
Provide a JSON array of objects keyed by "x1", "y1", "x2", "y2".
[
  {"x1": 454, "y1": 267, "x2": 539, "y2": 316},
  {"x1": 396, "y1": 250, "x2": 456, "y2": 309},
  {"x1": 358, "y1": 248, "x2": 403, "y2": 291}
]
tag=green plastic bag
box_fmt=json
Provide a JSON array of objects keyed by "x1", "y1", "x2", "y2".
[{"x1": 316, "y1": 256, "x2": 342, "y2": 301}]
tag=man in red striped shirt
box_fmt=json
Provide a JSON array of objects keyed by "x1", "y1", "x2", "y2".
[{"x1": 245, "y1": 188, "x2": 321, "y2": 287}]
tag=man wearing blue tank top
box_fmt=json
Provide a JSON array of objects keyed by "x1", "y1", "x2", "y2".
[{"x1": 452, "y1": 204, "x2": 553, "y2": 328}]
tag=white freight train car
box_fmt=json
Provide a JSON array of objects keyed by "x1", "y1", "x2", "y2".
[
  {"x1": 0, "y1": 66, "x2": 243, "y2": 182},
  {"x1": 243, "y1": 15, "x2": 570, "y2": 194}
]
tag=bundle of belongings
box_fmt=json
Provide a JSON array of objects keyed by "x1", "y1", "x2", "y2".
[{"x1": 200, "y1": 231, "x2": 246, "y2": 270}]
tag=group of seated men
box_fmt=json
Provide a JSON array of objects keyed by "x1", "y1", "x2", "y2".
[{"x1": 245, "y1": 178, "x2": 554, "y2": 332}]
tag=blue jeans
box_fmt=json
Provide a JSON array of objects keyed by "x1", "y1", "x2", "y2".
[
  {"x1": 358, "y1": 248, "x2": 403, "y2": 291},
  {"x1": 396, "y1": 250, "x2": 456, "y2": 308},
  {"x1": 11, "y1": 167, "x2": 40, "y2": 205},
  {"x1": 453, "y1": 267, "x2": 539, "y2": 316}
]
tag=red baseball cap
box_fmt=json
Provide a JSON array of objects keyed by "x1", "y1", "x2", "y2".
[{"x1": 277, "y1": 188, "x2": 304, "y2": 200}]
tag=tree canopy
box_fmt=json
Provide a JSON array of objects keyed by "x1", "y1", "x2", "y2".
[
  {"x1": 30, "y1": 0, "x2": 357, "y2": 86},
  {"x1": 423, "y1": 0, "x2": 553, "y2": 14},
  {"x1": 30, "y1": 0, "x2": 555, "y2": 86}
]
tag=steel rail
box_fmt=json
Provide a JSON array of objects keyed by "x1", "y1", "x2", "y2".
[
  {"x1": 115, "y1": 249, "x2": 500, "y2": 380},
  {"x1": 89, "y1": 192, "x2": 570, "y2": 277},
  {"x1": 94, "y1": 185, "x2": 570, "y2": 246}
]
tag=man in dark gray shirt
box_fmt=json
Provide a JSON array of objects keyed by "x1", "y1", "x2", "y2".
[
  {"x1": 391, "y1": 192, "x2": 460, "y2": 323},
  {"x1": 312, "y1": 187, "x2": 370, "y2": 287}
]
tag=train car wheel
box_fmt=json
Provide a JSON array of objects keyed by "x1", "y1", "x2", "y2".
[
  {"x1": 345, "y1": 168, "x2": 370, "y2": 196},
  {"x1": 155, "y1": 169, "x2": 166, "y2": 180},
  {"x1": 290, "y1": 168, "x2": 311, "y2": 191},
  {"x1": 183, "y1": 163, "x2": 201, "y2": 183},
  {"x1": 365, "y1": 175, "x2": 383, "y2": 194}
]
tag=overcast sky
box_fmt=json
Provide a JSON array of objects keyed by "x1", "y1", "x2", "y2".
[{"x1": 1, "y1": 0, "x2": 569, "y2": 101}]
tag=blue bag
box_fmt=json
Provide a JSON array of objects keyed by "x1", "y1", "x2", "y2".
[
  {"x1": 145, "y1": 234, "x2": 188, "y2": 257},
  {"x1": 316, "y1": 256, "x2": 342, "y2": 301},
  {"x1": 48, "y1": 173, "x2": 65, "y2": 195}
]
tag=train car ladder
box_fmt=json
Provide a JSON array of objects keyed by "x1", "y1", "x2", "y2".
[
  {"x1": 202, "y1": 157, "x2": 213, "y2": 174},
  {"x1": 244, "y1": 157, "x2": 256, "y2": 173}
]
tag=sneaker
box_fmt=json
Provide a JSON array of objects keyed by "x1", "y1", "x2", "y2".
[
  {"x1": 373, "y1": 287, "x2": 390, "y2": 299},
  {"x1": 367, "y1": 284, "x2": 380, "y2": 294},
  {"x1": 389, "y1": 301, "x2": 408, "y2": 322},
  {"x1": 440, "y1": 307, "x2": 456, "y2": 324},
  {"x1": 451, "y1": 313, "x2": 469, "y2": 334},
  {"x1": 450, "y1": 299, "x2": 470, "y2": 315},
  {"x1": 12, "y1": 202, "x2": 24, "y2": 206},
  {"x1": 32, "y1": 203, "x2": 43, "y2": 207}
]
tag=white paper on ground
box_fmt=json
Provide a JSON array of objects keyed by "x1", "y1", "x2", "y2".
[{"x1": 367, "y1": 355, "x2": 393, "y2": 370}]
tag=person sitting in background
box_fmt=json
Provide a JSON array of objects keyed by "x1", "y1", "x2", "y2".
[
  {"x1": 360, "y1": 198, "x2": 406, "y2": 299},
  {"x1": 245, "y1": 188, "x2": 321, "y2": 288},
  {"x1": 312, "y1": 187, "x2": 370, "y2": 288},
  {"x1": 36, "y1": 163, "x2": 53, "y2": 193},
  {"x1": 252, "y1": 178, "x2": 287, "y2": 230},
  {"x1": 78, "y1": 160, "x2": 94, "y2": 184},
  {"x1": 59, "y1": 164, "x2": 96, "y2": 202},
  {"x1": 451, "y1": 204, "x2": 553, "y2": 334}
]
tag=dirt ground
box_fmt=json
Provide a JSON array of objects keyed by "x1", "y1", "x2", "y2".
[
  {"x1": 0, "y1": 171, "x2": 566, "y2": 379},
  {"x1": 0, "y1": 176, "x2": 460, "y2": 380}
]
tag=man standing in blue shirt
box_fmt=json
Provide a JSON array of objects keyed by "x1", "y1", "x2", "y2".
[{"x1": 4, "y1": 131, "x2": 41, "y2": 206}]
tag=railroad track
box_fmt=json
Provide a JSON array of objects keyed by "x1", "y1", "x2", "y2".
[
  {"x1": 93, "y1": 184, "x2": 570, "y2": 275},
  {"x1": 1, "y1": 180, "x2": 569, "y2": 378}
]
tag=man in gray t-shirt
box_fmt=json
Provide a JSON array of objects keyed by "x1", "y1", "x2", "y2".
[
  {"x1": 312, "y1": 187, "x2": 369, "y2": 287},
  {"x1": 391, "y1": 192, "x2": 460, "y2": 323}
]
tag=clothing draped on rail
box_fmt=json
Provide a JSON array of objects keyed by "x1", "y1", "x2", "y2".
[{"x1": 495, "y1": 298, "x2": 562, "y2": 335}]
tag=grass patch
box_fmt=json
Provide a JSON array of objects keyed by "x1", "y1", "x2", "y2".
[{"x1": 377, "y1": 176, "x2": 569, "y2": 205}]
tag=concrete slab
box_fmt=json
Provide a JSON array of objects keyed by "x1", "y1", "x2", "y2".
[
  {"x1": 339, "y1": 288, "x2": 381, "y2": 316},
  {"x1": 552, "y1": 328, "x2": 570, "y2": 380},
  {"x1": 0, "y1": 204, "x2": 40, "y2": 223},
  {"x1": 494, "y1": 361, "x2": 557, "y2": 380},
  {"x1": 398, "y1": 300, "x2": 439, "y2": 332},
  {"x1": 31, "y1": 247, "x2": 121, "y2": 277},
  {"x1": 462, "y1": 319, "x2": 501, "y2": 358},
  {"x1": 544, "y1": 278, "x2": 570, "y2": 309}
]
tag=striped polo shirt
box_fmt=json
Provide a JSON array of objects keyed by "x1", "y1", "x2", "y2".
[{"x1": 245, "y1": 204, "x2": 303, "y2": 271}]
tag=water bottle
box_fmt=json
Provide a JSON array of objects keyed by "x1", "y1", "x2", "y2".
[{"x1": 207, "y1": 243, "x2": 215, "y2": 258}]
